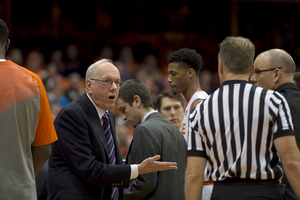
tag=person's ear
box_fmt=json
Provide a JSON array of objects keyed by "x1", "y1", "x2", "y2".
[
  {"x1": 218, "y1": 59, "x2": 224, "y2": 84},
  {"x1": 218, "y1": 60, "x2": 223, "y2": 74},
  {"x1": 187, "y1": 68, "x2": 195, "y2": 79},
  {"x1": 133, "y1": 95, "x2": 142, "y2": 107},
  {"x1": 274, "y1": 68, "x2": 281, "y2": 83},
  {"x1": 86, "y1": 79, "x2": 92, "y2": 95},
  {"x1": 5, "y1": 39, "x2": 10, "y2": 52}
]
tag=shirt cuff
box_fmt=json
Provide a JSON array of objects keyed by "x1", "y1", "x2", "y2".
[{"x1": 130, "y1": 164, "x2": 139, "y2": 180}]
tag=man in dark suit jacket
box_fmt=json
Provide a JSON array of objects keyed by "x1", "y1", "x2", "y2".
[
  {"x1": 48, "y1": 59, "x2": 178, "y2": 200},
  {"x1": 116, "y1": 79, "x2": 187, "y2": 200}
]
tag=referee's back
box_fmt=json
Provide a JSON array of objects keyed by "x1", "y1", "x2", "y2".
[
  {"x1": 189, "y1": 80, "x2": 294, "y2": 182},
  {"x1": 185, "y1": 36, "x2": 300, "y2": 200}
]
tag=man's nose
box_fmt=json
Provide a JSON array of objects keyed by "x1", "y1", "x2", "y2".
[
  {"x1": 171, "y1": 108, "x2": 176, "y2": 114},
  {"x1": 111, "y1": 81, "x2": 118, "y2": 88},
  {"x1": 122, "y1": 114, "x2": 127, "y2": 121},
  {"x1": 167, "y1": 75, "x2": 172, "y2": 83}
]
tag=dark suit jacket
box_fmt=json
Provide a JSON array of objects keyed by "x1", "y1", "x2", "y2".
[
  {"x1": 124, "y1": 112, "x2": 187, "y2": 200},
  {"x1": 48, "y1": 93, "x2": 131, "y2": 200},
  {"x1": 276, "y1": 83, "x2": 300, "y2": 200}
]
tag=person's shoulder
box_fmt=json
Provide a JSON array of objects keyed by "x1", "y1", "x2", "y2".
[
  {"x1": 194, "y1": 90, "x2": 208, "y2": 99},
  {"x1": 2, "y1": 60, "x2": 42, "y2": 82},
  {"x1": 133, "y1": 124, "x2": 153, "y2": 141},
  {"x1": 261, "y1": 88, "x2": 289, "y2": 107},
  {"x1": 58, "y1": 95, "x2": 84, "y2": 114},
  {"x1": 136, "y1": 114, "x2": 162, "y2": 131}
]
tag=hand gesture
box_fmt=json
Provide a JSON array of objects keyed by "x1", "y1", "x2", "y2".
[{"x1": 138, "y1": 155, "x2": 178, "y2": 175}]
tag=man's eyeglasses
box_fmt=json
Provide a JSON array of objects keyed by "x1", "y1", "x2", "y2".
[
  {"x1": 90, "y1": 78, "x2": 123, "y2": 87},
  {"x1": 253, "y1": 67, "x2": 283, "y2": 76}
]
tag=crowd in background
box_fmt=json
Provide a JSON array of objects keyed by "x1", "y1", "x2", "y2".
[
  {"x1": 5, "y1": 36, "x2": 300, "y2": 159},
  {"x1": 5, "y1": 43, "x2": 219, "y2": 159}
]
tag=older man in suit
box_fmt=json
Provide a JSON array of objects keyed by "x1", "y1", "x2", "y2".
[
  {"x1": 47, "y1": 59, "x2": 178, "y2": 200},
  {"x1": 116, "y1": 79, "x2": 187, "y2": 200}
]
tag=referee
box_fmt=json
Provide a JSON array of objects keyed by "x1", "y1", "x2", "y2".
[{"x1": 185, "y1": 36, "x2": 300, "y2": 200}]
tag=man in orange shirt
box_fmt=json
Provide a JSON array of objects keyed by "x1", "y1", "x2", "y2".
[{"x1": 0, "y1": 19, "x2": 58, "y2": 200}]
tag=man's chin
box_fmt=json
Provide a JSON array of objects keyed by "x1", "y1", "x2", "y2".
[
  {"x1": 170, "y1": 122, "x2": 180, "y2": 129},
  {"x1": 171, "y1": 89, "x2": 179, "y2": 95},
  {"x1": 105, "y1": 103, "x2": 116, "y2": 110}
]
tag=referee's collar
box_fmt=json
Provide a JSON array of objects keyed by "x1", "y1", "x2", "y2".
[{"x1": 221, "y1": 80, "x2": 248, "y2": 86}]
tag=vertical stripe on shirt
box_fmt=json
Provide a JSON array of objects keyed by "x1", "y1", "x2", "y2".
[{"x1": 187, "y1": 81, "x2": 294, "y2": 182}]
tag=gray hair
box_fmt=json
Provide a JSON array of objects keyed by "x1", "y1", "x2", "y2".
[{"x1": 85, "y1": 58, "x2": 113, "y2": 81}]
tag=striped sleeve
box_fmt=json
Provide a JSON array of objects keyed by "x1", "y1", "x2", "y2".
[
  {"x1": 270, "y1": 91, "x2": 294, "y2": 139},
  {"x1": 187, "y1": 99, "x2": 207, "y2": 158}
]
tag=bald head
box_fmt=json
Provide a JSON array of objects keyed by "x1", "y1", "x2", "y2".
[
  {"x1": 257, "y1": 49, "x2": 295, "y2": 75},
  {"x1": 251, "y1": 49, "x2": 296, "y2": 90}
]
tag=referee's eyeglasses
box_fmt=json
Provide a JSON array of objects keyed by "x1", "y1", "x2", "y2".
[{"x1": 253, "y1": 67, "x2": 283, "y2": 77}]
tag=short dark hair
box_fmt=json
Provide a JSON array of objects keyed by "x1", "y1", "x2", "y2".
[
  {"x1": 156, "y1": 89, "x2": 183, "y2": 111},
  {"x1": 294, "y1": 71, "x2": 300, "y2": 91},
  {"x1": 168, "y1": 48, "x2": 203, "y2": 74},
  {"x1": 118, "y1": 79, "x2": 154, "y2": 108},
  {"x1": 218, "y1": 36, "x2": 255, "y2": 74},
  {"x1": 0, "y1": 19, "x2": 9, "y2": 45}
]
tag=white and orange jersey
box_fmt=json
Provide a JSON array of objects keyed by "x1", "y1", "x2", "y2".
[
  {"x1": 181, "y1": 90, "x2": 208, "y2": 142},
  {"x1": 0, "y1": 60, "x2": 57, "y2": 199}
]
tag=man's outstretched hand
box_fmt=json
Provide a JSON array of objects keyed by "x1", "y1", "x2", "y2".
[{"x1": 138, "y1": 155, "x2": 178, "y2": 175}]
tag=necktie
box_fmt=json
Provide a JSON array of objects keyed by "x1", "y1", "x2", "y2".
[{"x1": 102, "y1": 112, "x2": 118, "y2": 200}]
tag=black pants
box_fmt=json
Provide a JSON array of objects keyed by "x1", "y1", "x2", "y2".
[{"x1": 210, "y1": 178, "x2": 285, "y2": 200}]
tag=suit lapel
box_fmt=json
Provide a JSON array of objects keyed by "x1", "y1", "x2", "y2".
[
  {"x1": 81, "y1": 93, "x2": 110, "y2": 158},
  {"x1": 81, "y1": 93, "x2": 123, "y2": 165},
  {"x1": 91, "y1": 112, "x2": 110, "y2": 156}
]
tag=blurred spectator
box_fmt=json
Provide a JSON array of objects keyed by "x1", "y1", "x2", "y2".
[
  {"x1": 136, "y1": 54, "x2": 165, "y2": 106},
  {"x1": 115, "y1": 123, "x2": 132, "y2": 160},
  {"x1": 64, "y1": 72, "x2": 85, "y2": 102},
  {"x1": 117, "y1": 46, "x2": 139, "y2": 77},
  {"x1": 92, "y1": 45, "x2": 114, "y2": 63},
  {"x1": 63, "y1": 43, "x2": 84, "y2": 77},
  {"x1": 25, "y1": 50, "x2": 46, "y2": 79},
  {"x1": 115, "y1": 60, "x2": 134, "y2": 81},
  {"x1": 50, "y1": 49, "x2": 66, "y2": 74},
  {"x1": 199, "y1": 70, "x2": 214, "y2": 94},
  {"x1": 6, "y1": 47, "x2": 23, "y2": 65},
  {"x1": 42, "y1": 62, "x2": 68, "y2": 93}
]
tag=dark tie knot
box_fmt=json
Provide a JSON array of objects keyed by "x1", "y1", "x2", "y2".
[{"x1": 102, "y1": 112, "x2": 109, "y2": 121}]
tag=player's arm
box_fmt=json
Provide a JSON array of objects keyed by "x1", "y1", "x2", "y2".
[
  {"x1": 31, "y1": 144, "x2": 51, "y2": 177},
  {"x1": 274, "y1": 135, "x2": 300, "y2": 199},
  {"x1": 190, "y1": 99, "x2": 204, "y2": 114},
  {"x1": 185, "y1": 156, "x2": 206, "y2": 200}
]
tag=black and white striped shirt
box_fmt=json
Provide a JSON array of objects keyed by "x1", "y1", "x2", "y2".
[{"x1": 187, "y1": 80, "x2": 294, "y2": 182}]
